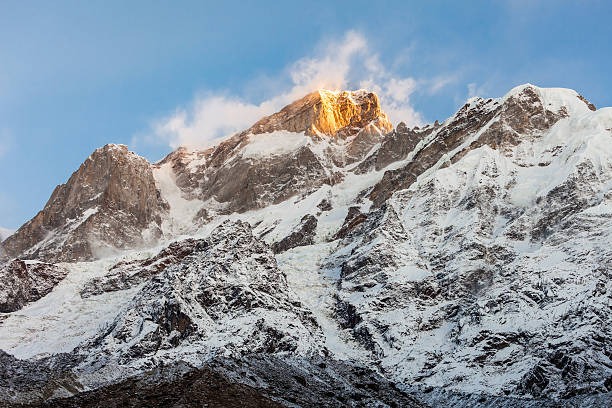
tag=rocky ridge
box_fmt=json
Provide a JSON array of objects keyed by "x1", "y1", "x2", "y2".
[
  {"x1": 81, "y1": 220, "x2": 324, "y2": 364},
  {"x1": 0, "y1": 221, "x2": 423, "y2": 408},
  {"x1": 1, "y1": 145, "x2": 168, "y2": 263}
]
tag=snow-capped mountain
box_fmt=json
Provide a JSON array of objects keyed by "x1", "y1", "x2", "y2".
[{"x1": 0, "y1": 85, "x2": 610, "y2": 407}]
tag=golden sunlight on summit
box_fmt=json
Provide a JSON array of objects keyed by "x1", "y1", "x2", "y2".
[{"x1": 246, "y1": 89, "x2": 393, "y2": 138}]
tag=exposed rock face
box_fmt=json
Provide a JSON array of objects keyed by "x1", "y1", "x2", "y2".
[
  {"x1": 157, "y1": 143, "x2": 332, "y2": 215},
  {"x1": 317, "y1": 198, "x2": 333, "y2": 212},
  {"x1": 355, "y1": 121, "x2": 438, "y2": 174},
  {"x1": 1, "y1": 145, "x2": 167, "y2": 262},
  {"x1": 334, "y1": 206, "x2": 367, "y2": 239},
  {"x1": 212, "y1": 356, "x2": 425, "y2": 408},
  {"x1": 0, "y1": 260, "x2": 68, "y2": 312},
  {"x1": 0, "y1": 354, "x2": 426, "y2": 408},
  {"x1": 28, "y1": 363, "x2": 286, "y2": 408},
  {"x1": 246, "y1": 89, "x2": 392, "y2": 138},
  {"x1": 80, "y1": 238, "x2": 201, "y2": 298},
  {"x1": 271, "y1": 214, "x2": 317, "y2": 253}
]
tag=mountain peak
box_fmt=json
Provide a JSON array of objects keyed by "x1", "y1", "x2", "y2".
[
  {"x1": 2, "y1": 144, "x2": 167, "y2": 262},
  {"x1": 245, "y1": 89, "x2": 393, "y2": 138},
  {"x1": 502, "y1": 83, "x2": 596, "y2": 114}
]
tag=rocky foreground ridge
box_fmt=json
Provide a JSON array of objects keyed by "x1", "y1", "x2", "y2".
[{"x1": 0, "y1": 84, "x2": 610, "y2": 407}]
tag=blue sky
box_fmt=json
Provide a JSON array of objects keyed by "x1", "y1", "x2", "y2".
[{"x1": 1, "y1": 0, "x2": 610, "y2": 229}]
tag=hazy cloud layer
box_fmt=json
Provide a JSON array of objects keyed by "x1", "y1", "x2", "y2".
[
  {"x1": 0, "y1": 226, "x2": 14, "y2": 240},
  {"x1": 143, "y1": 31, "x2": 452, "y2": 149}
]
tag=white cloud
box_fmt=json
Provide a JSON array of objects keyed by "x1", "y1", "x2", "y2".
[
  {"x1": 151, "y1": 95, "x2": 277, "y2": 149},
  {"x1": 0, "y1": 226, "x2": 14, "y2": 241},
  {"x1": 288, "y1": 31, "x2": 367, "y2": 97},
  {"x1": 426, "y1": 75, "x2": 458, "y2": 94},
  {"x1": 467, "y1": 82, "x2": 490, "y2": 98},
  {"x1": 141, "y1": 31, "x2": 429, "y2": 150}
]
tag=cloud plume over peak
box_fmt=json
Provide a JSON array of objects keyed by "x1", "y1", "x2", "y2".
[{"x1": 142, "y1": 31, "x2": 434, "y2": 150}]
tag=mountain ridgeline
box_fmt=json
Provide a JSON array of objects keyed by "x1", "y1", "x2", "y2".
[{"x1": 0, "y1": 86, "x2": 610, "y2": 407}]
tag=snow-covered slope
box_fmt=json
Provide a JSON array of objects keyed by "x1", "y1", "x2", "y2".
[
  {"x1": 0, "y1": 85, "x2": 610, "y2": 407},
  {"x1": 330, "y1": 107, "x2": 612, "y2": 399}
]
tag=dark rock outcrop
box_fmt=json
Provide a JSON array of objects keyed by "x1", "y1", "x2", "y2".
[
  {"x1": 271, "y1": 215, "x2": 318, "y2": 253},
  {"x1": 80, "y1": 239, "x2": 202, "y2": 298},
  {"x1": 21, "y1": 366, "x2": 285, "y2": 408},
  {"x1": 334, "y1": 206, "x2": 368, "y2": 239},
  {"x1": 0, "y1": 259, "x2": 69, "y2": 312},
  {"x1": 0, "y1": 353, "x2": 426, "y2": 408}
]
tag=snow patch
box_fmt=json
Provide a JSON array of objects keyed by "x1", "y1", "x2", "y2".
[
  {"x1": 241, "y1": 131, "x2": 309, "y2": 158},
  {"x1": 153, "y1": 162, "x2": 204, "y2": 237},
  {"x1": 0, "y1": 258, "x2": 140, "y2": 359}
]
